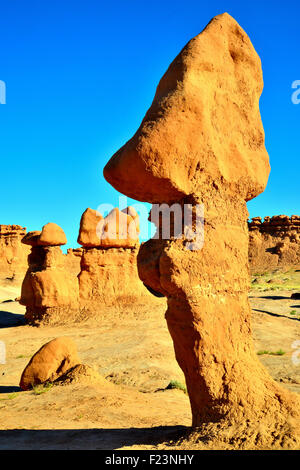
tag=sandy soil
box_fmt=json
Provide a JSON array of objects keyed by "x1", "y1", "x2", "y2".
[{"x1": 0, "y1": 278, "x2": 299, "y2": 450}]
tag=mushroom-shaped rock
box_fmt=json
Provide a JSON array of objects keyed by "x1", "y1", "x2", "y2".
[
  {"x1": 103, "y1": 12, "x2": 300, "y2": 448},
  {"x1": 19, "y1": 337, "x2": 80, "y2": 390},
  {"x1": 20, "y1": 230, "x2": 79, "y2": 325},
  {"x1": 38, "y1": 223, "x2": 67, "y2": 246},
  {"x1": 21, "y1": 231, "x2": 42, "y2": 247}
]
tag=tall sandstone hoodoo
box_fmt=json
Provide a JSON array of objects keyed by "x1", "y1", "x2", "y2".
[
  {"x1": 0, "y1": 225, "x2": 30, "y2": 284},
  {"x1": 248, "y1": 215, "x2": 300, "y2": 273},
  {"x1": 77, "y1": 207, "x2": 154, "y2": 313},
  {"x1": 20, "y1": 223, "x2": 79, "y2": 325},
  {"x1": 104, "y1": 13, "x2": 300, "y2": 448}
]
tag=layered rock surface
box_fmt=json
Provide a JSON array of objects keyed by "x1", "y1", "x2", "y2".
[
  {"x1": 248, "y1": 215, "x2": 300, "y2": 272},
  {"x1": 104, "y1": 13, "x2": 300, "y2": 448},
  {"x1": 17, "y1": 209, "x2": 156, "y2": 324},
  {"x1": 0, "y1": 225, "x2": 30, "y2": 284},
  {"x1": 65, "y1": 248, "x2": 83, "y2": 276},
  {"x1": 77, "y1": 207, "x2": 156, "y2": 313}
]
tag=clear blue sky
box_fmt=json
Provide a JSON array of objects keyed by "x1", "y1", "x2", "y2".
[{"x1": 0, "y1": 0, "x2": 299, "y2": 250}]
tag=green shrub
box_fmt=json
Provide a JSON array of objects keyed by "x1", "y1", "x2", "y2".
[
  {"x1": 32, "y1": 382, "x2": 53, "y2": 395},
  {"x1": 0, "y1": 392, "x2": 17, "y2": 401},
  {"x1": 257, "y1": 349, "x2": 285, "y2": 356},
  {"x1": 166, "y1": 380, "x2": 187, "y2": 394}
]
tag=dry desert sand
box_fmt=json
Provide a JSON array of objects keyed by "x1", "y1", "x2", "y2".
[{"x1": 0, "y1": 271, "x2": 299, "y2": 450}]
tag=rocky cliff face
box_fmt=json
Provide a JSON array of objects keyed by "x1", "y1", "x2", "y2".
[
  {"x1": 65, "y1": 248, "x2": 82, "y2": 276},
  {"x1": 78, "y1": 246, "x2": 154, "y2": 314},
  {"x1": 248, "y1": 215, "x2": 300, "y2": 273},
  {"x1": 77, "y1": 207, "x2": 156, "y2": 315},
  {"x1": 0, "y1": 225, "x2": 30, "y2": 284}
]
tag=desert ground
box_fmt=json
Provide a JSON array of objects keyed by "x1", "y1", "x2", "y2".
[{"x1": 0, "y1": 269, "x2": 299, "y2": 450}]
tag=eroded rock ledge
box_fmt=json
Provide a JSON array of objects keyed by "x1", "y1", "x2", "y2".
[
  {"x1": 248, "y1": 215, "x2": 300, "y2": 273},
  {"x1": 0, "y1": 225, "x2": 30, "y2": 284}
]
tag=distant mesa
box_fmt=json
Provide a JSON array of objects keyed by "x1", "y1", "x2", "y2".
[
  {"x1": 248, "y1": 215, "x2": 300, "y2": 273},
  {"x1": 0, "y1": 224, "x2": 30, "y2": 284}
]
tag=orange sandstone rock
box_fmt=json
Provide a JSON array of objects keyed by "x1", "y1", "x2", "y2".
[
  {"x1": 104, "y1": 13, "x2": 300, "y2": 448},
  {"x1": 20, "y1": 226, "x2": 79, "y2": 325},
  {"x1": 0, "y1": 225, "x2": 30, "y2": 284},
  {"x1": 65, "y1": 248, "x2": 83, "y2": 276},
  {"x1": 77, "y1": 207, "x2": 139, "y2": 248},
  {"x1": 77, "y1": 208, "x2": 103, "y2": 247},
  {"x1": 19, "y1": 337, "x2": 80, "y2": 390},
  {"x1": 38, "y1": 223, "x2": 67, "y2": 246},
  {"x1": 21, "y1": 231, "x2": 42, "y2": 247},
  {"x1": 248, "y1": 214, "x2": 300, "y2": 273},
  {"x1": 78, "y1": 246, "x2": 154, "y2": 313},
  {"x1": 101, "y1": 208, "x2": 139, "y2": 248},
  {"x1": 104, "y1": 14, "x2": 270, "y2": 204},
  {"x1": 122, "y1": 206, "x2": 140, "y2": 233},
  {"x1": 76, "y1": 207, "x2": 153, "y2": 313},
  {"x1": 22, "y1": 224, "x2": 67, "y2": 248},
  {"x1": 23, "y1": 269, "x2": 78, "y2": 309}
]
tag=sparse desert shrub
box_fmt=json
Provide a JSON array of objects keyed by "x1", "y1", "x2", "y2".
[
  {"x1": 0, "y1": 392, "x2": 17, "y2": 401},
  {"x1": 32, "y1": 382, "x2": 53, "y2": 395},
  {"x1": 166, "y1": 380, "x2": 187, "y2": 394},
  {"x1": 257, "y1": 349, "x2": 285, "y2": 356},
  {"x1": 273, "y1": 349, "x2": 286, "y2": 356}
]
